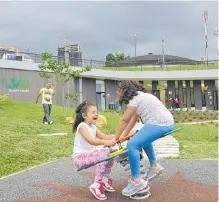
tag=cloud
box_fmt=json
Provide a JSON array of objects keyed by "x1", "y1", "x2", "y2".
[{"x1": 0, "y1": 1, "x2": 218, "y2": 61}]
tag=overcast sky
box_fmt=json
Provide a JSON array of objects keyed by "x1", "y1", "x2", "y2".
[{"x1": 0, "y1": 1, "x2": 218, "y2": 61}]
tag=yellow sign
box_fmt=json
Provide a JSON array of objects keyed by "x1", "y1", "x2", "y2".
[
  {"x1": 156, "y1": 85, "x2": 164, "y2": 91},
  {"x1": 201, "y1": 85, "x2": 208, "y2": 92}
]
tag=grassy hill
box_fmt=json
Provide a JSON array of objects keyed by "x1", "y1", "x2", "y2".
[{"x1": 0, "y1": 101, "x2": 218, "y2": 177}]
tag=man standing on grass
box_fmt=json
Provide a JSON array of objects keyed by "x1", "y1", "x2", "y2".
[{"x1": 36, "y1": 82, "x2": 55, "y2": 125}]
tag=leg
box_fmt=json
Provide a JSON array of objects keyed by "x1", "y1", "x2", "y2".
[
  {"x1": 74, "y1": 149, "x2": 113, "y2": 200},
  {"x1": 43, "y1": 104, "x2": 51, "y2": 123},
  {"x1": 48, "y1": 104, "x2": 53, "y2": 123},
  {"x1": 143, "y1": 143, "x2": 156, "y2": 166},
  {"x1": 49, "y1": 104, "x2": 52, "y2": 116},
  {"x1": 73, "y1": 148, "x2": 113, "y2": 173},
  {"x1": 127, "y1": 124, "x2": 174, "y2": 181},
  {"x1": 121, "y1": 124, "x2": 174, "y2": 197}
]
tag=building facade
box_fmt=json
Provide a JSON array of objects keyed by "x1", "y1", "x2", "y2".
[
  {"x1": 0, "y1": 59, "x2": 218, "y2": 111},
  {"x1": 57, "y1": 44, "x2": 83, "y2": 67}
]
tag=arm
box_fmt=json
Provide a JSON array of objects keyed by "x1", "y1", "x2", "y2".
[
  {"x1": 51, "y1": 86, "x2": 55, "y2": 95},
  {"x1": 114, "y1": 106, "x2": 137, "y2": 140},
  {"x1": 96, "y1": 129, "x2": 115, "y2": 140},
  {"x1": 120, "y1": 114, "x2": 139, "y2": 138},
  {"x1": 79, "y1": 126, "x2": 115, "y2": 146},
  {"x1": 36, "y1": 90, "x2": 42, "y2": 103}
]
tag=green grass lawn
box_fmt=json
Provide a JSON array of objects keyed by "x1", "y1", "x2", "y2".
[
  {"x1": 93, "y1": 64, "x2": 218, "y2": 71},
  {"x1": 0, "y1": 101, "x2": 218, "y2": 177}
]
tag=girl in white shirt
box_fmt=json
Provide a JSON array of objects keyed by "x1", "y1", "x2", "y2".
[
  {"x1": 113, "y1": 81, "x2": 174, "y2": 197},
  {"x1": 73, "y1": 101, "x2": 116, "y2": 201}
]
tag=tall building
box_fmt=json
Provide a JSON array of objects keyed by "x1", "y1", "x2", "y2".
[{"x1": 57, "y1": 44, "x2": 82, "y2": 66}]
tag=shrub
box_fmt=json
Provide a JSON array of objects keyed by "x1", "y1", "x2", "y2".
[{"x1": 0, "y1": 94, "x2": 10, "y2": 102}]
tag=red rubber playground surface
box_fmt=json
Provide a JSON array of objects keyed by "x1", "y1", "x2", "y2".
[{"x1": 1, "y1": 159, "x2": 218, "y2": 202}]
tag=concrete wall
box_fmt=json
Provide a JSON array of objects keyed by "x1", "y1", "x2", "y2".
[
  {"x1": 82, "y1": 78, "x2": 96, "y2": 105},
  {"x1": 178, "y1": 80, "x2": 183, "y2": 109},
  {"x1": 193, "y1": 80, "x2": 202, "y2": 110},
  {"x1": 0, "y1": 68, "x2": 79, "y2": 108},
  {"x1": 185, "y1": 80, "x2": 191, "y2": 109},
  {"x1": 105, "y1": 79, "x2": 118, "y2": 109}
]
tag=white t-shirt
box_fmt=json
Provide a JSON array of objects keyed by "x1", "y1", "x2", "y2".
[
  {"x1": 72, "y1": 122, "x2": 97, "y2": 159},
  {"x1": 127, "y1": 91, "x2": 174, "y2": 126}
]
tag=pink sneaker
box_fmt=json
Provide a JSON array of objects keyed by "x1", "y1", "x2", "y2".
[
  {"x1": 89, "y1": 182, "x2": 107, "y2": 200},
  {"x1": 102, "y1": 177, "x2": 115, "y2": 192}
]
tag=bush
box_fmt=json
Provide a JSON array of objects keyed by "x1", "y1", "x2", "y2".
[{"x1": 0, "y1": 94, "x2": 10, "y2": 102}]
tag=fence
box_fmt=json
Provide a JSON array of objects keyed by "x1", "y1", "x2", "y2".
[{"x1": 0, "y1": 49, "x2": 217, "y2": 70}]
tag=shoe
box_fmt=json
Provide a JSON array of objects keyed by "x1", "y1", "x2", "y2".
[
  {"x1": 122, "y1": 179, "x2": 148, "y2": 197},
  {"x1": 102, "y1": 177, "x2": 115, "y2": 192},
  {"x1": 140, "y1": 166, "x2": 150, "y2": 179},
  {"x1": 43, "y1": 122, "x2": 48, "y2": 125},
  {"x1": 49, "y1": 121, "x2": 53, "y2": 124},
  {"x1": 124, "y1": 163, "x2": 144, "y2": 171},
  {"x1": 146, "y1": 163, "x2": 164, "y2": 181},
  {"x1": 89, "y1": 182, "x2": 107, "y2": 200}
]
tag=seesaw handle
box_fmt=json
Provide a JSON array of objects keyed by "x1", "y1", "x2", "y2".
[{"x1": 116, "y1": 133, "x2": 136, "y2": 143}]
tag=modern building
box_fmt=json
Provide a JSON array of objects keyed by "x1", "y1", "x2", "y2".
[
  {"x1": 57, "y1": 44, "x2": 83, "y2": 67},
  {"x1": 0, "y1": 59, "x2": 218, "y2": 111}
]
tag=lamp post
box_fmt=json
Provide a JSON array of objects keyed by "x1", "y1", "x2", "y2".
[
  {"x1": 90, "y1": 56, "x2": 93, "y2": 67},
  {"x1": 213, "y1": 25, "x2": 218, "y2": 60},
  {"x1": 161, "y1": 36, "x2": 165, "y2": 70},
  {"x1": 203, "y1": 10, "x2": 208, "y2": 69},
  {"x1": 133, "y1": 33, "x2": 137, "y2": 57}
]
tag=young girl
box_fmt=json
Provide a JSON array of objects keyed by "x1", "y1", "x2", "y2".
[
  {"x1": 113, "y1": 81, "x2": 174, "y2": 197},
  {"x1": 72, "y1": 101, "x2": 116, "y2": 201}
]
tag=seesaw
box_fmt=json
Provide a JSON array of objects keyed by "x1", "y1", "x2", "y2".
[
  {"x1": 76, "y1": 133, "x2": 136, "y2": 172},
  {"x1": 77, "y1": 128, "x2": 181, "y2": 200}
]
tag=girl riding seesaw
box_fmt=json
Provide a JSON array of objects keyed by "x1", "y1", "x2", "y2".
[
  {"x1": 72, "y1": 101, "x2": 117, "y2": 200},
  {"x1": 72, "y1": 80, "x2": 175, "y2": 200},
  {"x1": 112, "y1": 80, "x2": 175, "y2": 197}
]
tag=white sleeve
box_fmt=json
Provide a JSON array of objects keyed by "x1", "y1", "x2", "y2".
[{"x1": 127, "y1": 96, "x2": 139, "y2": 108}]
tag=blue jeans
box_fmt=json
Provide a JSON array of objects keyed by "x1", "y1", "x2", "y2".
[
  {"x1": 127, "y1": 124, "x2": 174, "y2": 178},
  {"x1": 43, "y1": 104, "x2": 52, "y2": 123}
]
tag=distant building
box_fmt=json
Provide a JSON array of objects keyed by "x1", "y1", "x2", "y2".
[
  {"x1": 106, "y1": 53, "x2": 197, "y2": 67},
  {"x1": 57, "y1": 44, "x2": 82, "y2": 66}
]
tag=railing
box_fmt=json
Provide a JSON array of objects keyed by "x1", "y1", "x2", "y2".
[{"x1": 0, "y1": 50, "x2": 218, "y2": 70}]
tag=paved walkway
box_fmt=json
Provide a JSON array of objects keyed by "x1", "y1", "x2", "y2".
[
  {"x1": 179, "y1": 120, "x2": 218, "y2": 125},
  {"x1": 0, "y1": 159, "x2": 218, "y2": 202}
]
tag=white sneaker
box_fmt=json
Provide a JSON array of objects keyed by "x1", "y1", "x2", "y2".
[
  {"x1": 49, "y1": 121, "x2": 53, "y2": 124},
  {"x1": 146, "y1": 163, "x2": 164, "y2": 181},
  {"x1": 140, "y1": 166, "x2": 150, "y2": 178},
  {"x1": 122, "y1": 179, "x2": 148, "y2": 197},
  {"x1": 43, "y1": 122, "x2": 48, "y2": 125}
]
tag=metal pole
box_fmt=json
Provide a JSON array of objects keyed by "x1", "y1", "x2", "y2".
[
  {"x1": 90, "y1": 56, "x2": 93, "y2": 67},
  {"x1": 161, "y1": 36, "x2": 165, "y2": 70},
  {"x1": 64, "y1": 36, "x2": 69, "y2": 65},
  {"x1": 203, "y1": 10, "x2": 208, "y2": 69},
  {"x1": 134, "y1": 34, "x2": 137, "y2": 57},
  {"x1": 213, "y1": 25, "x2": 219, "y2": 61}
]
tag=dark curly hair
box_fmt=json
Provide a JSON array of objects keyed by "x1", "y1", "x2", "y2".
[
  {"x1": 117, "y1": 81, "x2": 146, "y2": 105},
  {"x1": 73, "y1": 100, "x2": 95, "y2": 132}
]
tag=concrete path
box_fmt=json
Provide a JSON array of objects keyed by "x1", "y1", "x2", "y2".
[{"x1": 0, "y1": 159, "x2": 218, "y2": 202}]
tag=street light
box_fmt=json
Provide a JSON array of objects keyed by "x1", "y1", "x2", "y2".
[
  {"x1": 161, "y1": 36, "x2": 165, "y2": 70},
  {"x1": 90, "y1": 56, "x2": 93, "y2": 67},
  {"x1": 133, "y1": 33, "x2": 137, "y2": 57},
  {"x1": 213, "y1": 25, "x2": 218, "y2": 60}
]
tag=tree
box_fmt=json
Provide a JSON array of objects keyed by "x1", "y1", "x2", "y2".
[
  {"x1": 106, "y1": 52, "x2": 131, "y2": 64},
  {"x1": 106, "y1": 53, "x2": 116, "y2": 63},
  {"x1": 37, "y1": 52, "x2": 90, "y2": 117}
]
